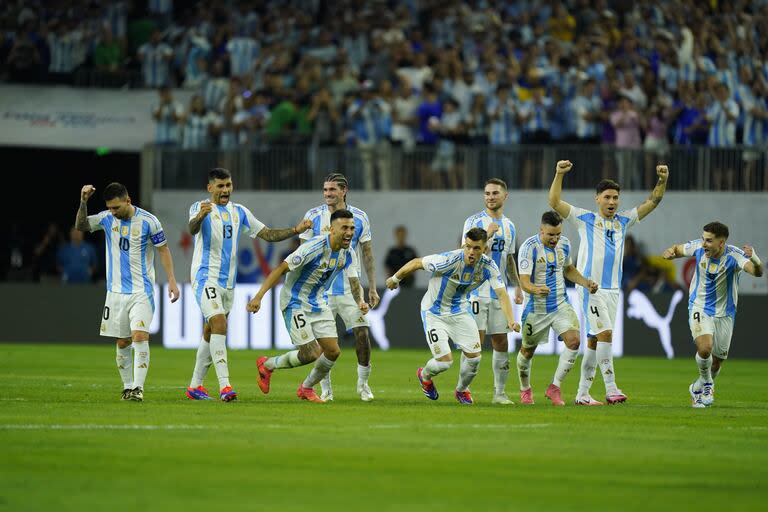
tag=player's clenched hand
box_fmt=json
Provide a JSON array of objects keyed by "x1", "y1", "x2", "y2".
[
  {"x1": 509, "y1": 321, "x2": 521, "y2": 333},
  {"x1": 487, "y1": 222, "x2": 500, "y2": 237},
  {"x1": 168, "y1": 282, "x2": 180, "y2": 303},
  {"x1": 368, "y1": 288, "x2": 380, "y2": 308},
  {"x1": 81, "y1": 185, "x2": 96, "y2": 202},
  {"x1": 656, "y1": 164, "x2": 669, "y2": 183},
  {"x1": 197, "y1": 200, "x2": 213, "y2": 218},
  {"x1": 295, "y1": 219, "x2": 312, "y2": 234},
  {"x1": 742, "y1": 245, "x2": 754, "y2": 258},
  {"x1": 246, "y1": 297, "x2": 261, "y2": 313},
  {"x1": 586, "y1": 280, "x2": 598, "y2": 294},
  {"x1": 533, "y1": 285, "x2": 550, "y2": 297},
  {"x1": 555, "y1": 160, "x2": 573, "y2": 175},
  {"x1": 385, "y1": 277, "x2": 399, "y2": 290},
  {"x1": 514, "y1": 287, "x2": 524, "y2": 304},
  {"x1": 662, "y1": 246, "x2": 676, "y2": 260},
  {"x1": 358, "y1": 301, "x2": 370, "y2": 315}
]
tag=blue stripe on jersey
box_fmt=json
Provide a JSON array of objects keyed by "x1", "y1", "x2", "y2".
[
  {"x1": 545, "y1": 248, "x2": 557, "y2": 313},
  {"x1": 141, "y1": 220, "x2": 153, "y2": 307},
  {"x1": 704, "y1": 257, "x2": 719, "y2": 316},
  {"x1": 615, "y1": 215, "x2": 632, "y2": 287},
  {"x1": 726, "y1": 257, "x2": 737, "y2": 317},
  {"x1": 290, "y1": 253, "x2": 322, "y2": 310},
  {"x1": 580, "y1": 212, "x2": 596, "y2": 279},
  {"x1": 689, "y1": 249, "x2": 703, "y2": 310},
  {"x1": 218, "y1": 209, "x2": 233, "y2": 287},
  {"x1": 430, "y1": 274, "x2": 452, "y2": 314},
  {"x1": 309, "y1": 250, "x2": 339, "y2": 311},
  {"x1": 522, "y1": 298, "x2": 534, "y2": 323},
  {"x1": 103, "y1": 215, "x2": 114, "y2": 289},
  {"x1": 582, "y1": 287, "x2": 591, "y2": 335},
  {"x1": 120, "y1": 220, "x2": 132, "y2": 293},
  {"x1": 420, "y1": 310, "x2": 428, "y2": 336},
  {"x1": 196, "y1": 216, "x2": 212, "y2": 285},
  {"x1": 312, "y1": 215, "x2": 322, "y2": 236}
]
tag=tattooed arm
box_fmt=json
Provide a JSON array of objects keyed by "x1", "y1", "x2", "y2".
[
  {"x1": 637, "y1": 164, "x2": 669, "y2": 220},
  {"x1": 349, "y1": 276, "x2": 370, "y2": 314},
  {"x1": 76, "y1": 185, "x2": 96, "y2": 231},
  {"x1": 257, "y1": 219, "x2": 312, "y2": 242},
  {"x1": 360, "y1": 240, "x2": 379, "y2": 308}
]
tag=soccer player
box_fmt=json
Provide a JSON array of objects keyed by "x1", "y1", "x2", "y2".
[
  {"x1": 76, "y1": 183, "x2": 180, "y2": 402},
  {"x1": 662, "y1": 222, "x2": 763, "y2": 408},
  {"x1": 186, "y1": 168, "x2": 311, "y2": 402},
  {"x1": 299, "y1": 172, "x2": 379, "y2": 402},
  {"x1": 462, "y1": 178, "x2": 524, "y2": 405},
  {"x1": 248, "y1": 209, "x2": 369, "y2": 403},
  {"x1": 549, "y1": 160, "x2": 669, "y2": 405},
  {"x1": 386, "y1": 227, "x2": 521, "y2": 405},
  {"x1": 516, "y1": 211, "x2": 599, "y2": 405}
]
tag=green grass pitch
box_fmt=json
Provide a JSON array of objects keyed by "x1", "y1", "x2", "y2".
[{"x1": 1, "y1": 343, "x2": 767, "y2": 512}]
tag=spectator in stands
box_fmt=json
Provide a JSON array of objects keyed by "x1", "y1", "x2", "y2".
[
  {"x1": 137, "y1": 29, "x2": 173, "y2": 88},
  {"x1": 32, "y1": 222, "x2": 63, "y2": 282},
  {"x1": 384, "y1": 225, "x2": 418, "y2": 288},
  {"x1": 348, "y1": 80, "x2": 393, "y2": 190},
  {"x1": 429, "y1": 97, "x2": 464, "y2": 189},
  {"x1": 152, "y1": 86, "x2": 183, "y2": 146},
  {"x1": 611, "y1": 95, "x2": 643, "y2": 189},
  {"x1": 572, "y1": 78, "x2": 603, "y2": 144},
  {"x1": 180, "y1": 94, "x2": 219, "y2": 149},
  {"x1": 6, "y1": 22, "x2": 43, "y2": 83},
  {"x1": 93, "y1": 26, "x2": 123, "y2": 77},
  {"x1": 56, "y1": 226, "x2": 97, "y2": 284},
  {"x1": 706, "y1": 82, "x2": 740, "y2": 190},
  {"x1": 643, "y1": 99, "x2": 672, "y2": 188}
]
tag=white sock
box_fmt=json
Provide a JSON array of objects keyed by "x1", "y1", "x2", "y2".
[
  {"x1": 422, "y1": 358, "x2": 452, "y2": 380},
  {"x1": 132, "y1": 341, "x2": 149, "y2": 389},
  {"x1": 357, "y1": 364, "x2": 371, "y2": 385},
  {"x1": 303, "y1": 354, "x2": 335, "y2": 389},
  {"x1": 516, "y1": 352, "x2": 532, "y2": 391},
  {"x1": 116, "y1": 344, "x2": 133, "y2": 389},
  {"x1": 456, "y1": 354, "x2": 481, "y2": 392},
  {"x1": 596, "y1": 342, "x2": 618, "y2": 394},
  {"x1": 492, "y1": 350, "x2": 510, "y2": 395},
  {"x1": 209, "y1": 334, "x2": 230, "y2": 388},
  {"x1": 189, "y1": 338, "x2": 211, "y2": 388},
  {"x1": 267, "y1": 350, "x2": 302, "y2": 370},
  {"x1": 320, "y1": 372, "x2": 333, "y2": 394},
  {"x1": 695, "y1": 353, "x2": 713, "y2": 389},
  {"x1": 553, "y1": 348, "x2": 579, "y2": 387},
  {"x1": 577, "y1": 347, "x2": 597, "y2": 397}
]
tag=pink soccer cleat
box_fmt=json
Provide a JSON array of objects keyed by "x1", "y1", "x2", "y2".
[
  {"x1": 545, "y1": 384, "x2": 565, "y2": 406},
  {"x1": 455, "y1": 389, "x2": 473, "y2": 405},
  {"x1": 519, "y1": 388, "x2": 534, "y2": 405},
  {"x1": 296, "y1": 384, "x2": 325, "y2": 403},
  {"x1": 605, "y1": 390, "x2": 627, "y2": 404},
  {"x1": 256, "y1": 356, "x2": 273, "y2": 394}
]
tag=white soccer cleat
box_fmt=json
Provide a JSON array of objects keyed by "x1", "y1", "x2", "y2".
[
  {"x1": 574, "y1": 394, "x2": 604, "y2": 406},
  {"x1": 358, "y1": 382, "x2": 374, "y2": 402},
  {"x1": 689, "y1": 383, "x2": 707, "y2": 408},
  {"x1": 491, "y1": 393, "x2": 514, "y2": 405},
  {"x1": 320, "y1": 390, "x2": 334, "y2": 402},
  {"x1": 701, "y1": 382, "x2": 714, "y2": 406}
]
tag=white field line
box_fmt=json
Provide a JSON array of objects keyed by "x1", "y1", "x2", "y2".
[{"x1": 0, "y1": 424, "x2": 206, "y2": 430}]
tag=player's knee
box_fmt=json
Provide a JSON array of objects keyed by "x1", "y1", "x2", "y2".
[
  {"x1": 353, "y1": 327, "x2": 370, "y2": 345},
  {"x1": 132, "y1": 331, "x2": 149, "y2": 343},
  {"x1": 563, "y1": 335, "x2": 580, "y2": 351},
  {"x1": 299, "y1": 344, "x2": 321, "y2": 363},
  {"x1": 208, "y1": 314, "x2": 227, "y2": 334},
  {"x1": 116, "y1": 338, "x2": 132, "y2": 349},
  {"x1": 323, "y1": 345, "x2": 341, "y2": 360},
  {"x1": 596, "y1": 330, "x2": 613, "y2": 342},
  {"x1": 520, "y1": 347, "x2": 535, "y2": 359},
  {"x1": 435, "y1": 359, "x2": 453, "y2": 372}
]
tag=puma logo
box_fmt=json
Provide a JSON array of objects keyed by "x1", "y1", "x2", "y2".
[
  {"x1": 366, "y1": 287, "x2": 400, "y2": 350},
  {"x1": 626, "y1": 289, "x2": 684, "y2": 359}
]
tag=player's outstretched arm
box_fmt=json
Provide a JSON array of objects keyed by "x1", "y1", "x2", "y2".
[
  {"x1": 506, "y1": 253, "x2": 524, "y2": 304},
  {"x1": 257, "y1": 219, "x2": 312, "y2": 242},
  {"x1": 564, "y1": 264, "x2": 598, "y2": 294},
  {"x1": 662, "y1": 243, "x2": 685, "y2": 260},
  {"x1": 518, "y1": 273, "x2": 550, "y2": 297},
  {"x1": 360, "y1": 240, "x2": 379, "y2": 308},
  {"x1": 247, "y1": 261, "x2": 290, "y2": 313},
  {"x1": 386, "y1": 258, "x2": 424, "y2": 289},
  {"x1": 349, "y1": 276, "x2": 370, "y2": 314},
  {"x1": 548, "y1": 160, "x2": 574, "y2": 218},
  {"x1": 76, "y1": 185, "x2": 96, "y2": 232},
  {"x1": 742, "y1": 245, "x2": 764, "y2": 277},
  {"x1": 637, "y1": 164, "x2": 669, "y2": 220},
  {"x1": 156, "y1": 244, "x2": 180, "y2": 302},
  {"x1": 493, "y1": 286, "x2": 521, "y2": 332}
]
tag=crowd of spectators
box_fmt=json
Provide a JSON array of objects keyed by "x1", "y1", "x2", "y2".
[{"x1": 3, "y1": 1, "x2": 768, "y2": 190}]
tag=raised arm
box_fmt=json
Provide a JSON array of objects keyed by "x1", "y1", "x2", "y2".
[
  {"x1": 257, "y1": 219, "x2": 312, "y2": 242},
  {"x1": 360, "y1": 240, "x2": 379, "y2": 308},
  {"x1": 156, "y1": 244, "x2": 180, "y2": 302},
  {"x1": 548, "y1": 160, "x2": 574, "y2": 218},
  {"x1": 246, "y1": 261, "x2": 290, "y2": 313},
  {"x1": 491, "y1": 286, "x2": 521, "y2": 332},
  {"x1": 741, "y1": 245, "x2": 764, "y2": 277},
  {"x1": 385, "y1": 258, "x2": 424, "y2": 289},
  {"x1": 189, "y1": 201, "x2": 212, "y2": 235},
  {"x1": 76, "y1": 185, "x2": 96, "y2": 231},
  {"x1": 564, "y1": 264, "x2": 598, "y2": 293},
  {"x1": 661, "y1": 243, "x2": 686, "y2": 260},
  {"x1": 637, "y1": 164, "x2": 669, "y2": 220}
]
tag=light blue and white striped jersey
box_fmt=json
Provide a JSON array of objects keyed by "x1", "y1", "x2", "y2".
[
  {"x1": 347, "y1": 99, "x2": 392, "y2": 144},
  {"x1": 487, "y1": 97, "x2": 520, "y2": 144},
  {"x1": 565, "y1": 206, "x2": 639, "y2": 290},
  {"x1": 153, "y1": 101, "x2": 183, "y2": 144},
  {"x1": 103, "y1": 2, "x2": 128, "y2": 39},
  {"x1": 181, "y1": 112, "x2": 219, "y2": 149},
  {"x1": 138, "y1": 42, "x2": 173, "y2": 87},
  {"x1": 658, "y1": 62, "x2": 679, "y2": 91},
  {"x1": 518, "y1": 234, "x2": 572, "y2": 316},
  {"x1": 48, "y1": 31, "x2": 84, "y2": 73},
  {"x1": 571, "y1": 95, "x2": 602, "y2": 138},
  {"x1": 189, "y1": 201, "x2": 266, "y2": 290},
  {"x1": 519, "y1": 98, "x2": 552, "y2": 133},
  {"x1": 148, "y1": 0, "x2": 173, "y2": 14},
  {"x1": 299, "y1": 204, "x2": 371, "y2": 296},
  {"x1": 679, "y1": 61, "x2": 697, "y2": 83},
  {"x1": 421, "y1": 250, "x2": 504, "y2": 316},
  {"x1": 716, "y1": 69, "x2": 737, "y2": 95},
  {"x1": 461, "y1": 210, "x2": 516, "y2": 300},
  {"x1": 738, "y1": 86, "x2": 765, "y2": 146},
  {"x1": 280, "y1": 235, "x2": 358, "y2": 313},
  {"x1": 683, "y1": 240, "x2": 750, "y2": 318},
  {"x1": 87, "y1": 207, "x2": 166, "y2": 304},
  {"x1": 707, "y1": 99, "x2": 739, "y2": 147},
  {"x1": 226, "y1": 37, "x2": 259, "y2": 77},
  {"x1": 201, "y1": 77, "x2": 228, "y2": 112}
]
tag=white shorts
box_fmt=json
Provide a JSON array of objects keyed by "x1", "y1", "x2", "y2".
[
  {"x1": 470, "y1": 297, "x2": 510, "y2": 335},
  {"x1": 421, "y1": 311, "x2": 482, "y2": 357},
  {"x1": 688, "y1": 308, "x2": 734, "y2": 360},
  {"x1": 581, "y1": 288, "x2": 619, "y2": 337},
  {"x1": 193, "y1": 282, "x2": 234, "y2": 321},
  {"x1": 521, "y1": 305, "x2": 580, "y2": 348},
  {"x1": 329, "y1": 293, "x2": 369, "y2": 329},
  {"x1": 100, "y1": 291, "x2": 154, "y2": 339},
  {"x1": 283, "y1": 307, "x2": 337, "y2": 346}
]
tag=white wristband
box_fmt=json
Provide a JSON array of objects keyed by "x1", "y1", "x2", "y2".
[
  {"x1": 390, "y1": 275, "x2": 401, "y2": 284},
  {"x1": 750, "y1": 251, "x2": 761, "y2": 266}
]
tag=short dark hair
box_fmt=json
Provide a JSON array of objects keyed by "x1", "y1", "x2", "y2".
[
  {"x1": 465, "y1": 227, "x2": 488, "y2": 243},
  {"x1": 703, "y1": 221, "x2": 729, "y2": 239},
  {"x1": 542, "y1": 210, "x2": 563, "y2": 226},
  {"x1": 330, "y1": 209, "x2": 354, "y2": 222},
  {"x1": 209, "y1": 167, "x2": 232, "y2": 182},
  {"x1": 485, "y1": 178, "x2": 508, "y2": 191},
  {"x1": 103, "y1": 182, "x2": 128, "y2": 201},
  {"x1": 596, "y1": 179, "x2": 621, "y2": 195}
]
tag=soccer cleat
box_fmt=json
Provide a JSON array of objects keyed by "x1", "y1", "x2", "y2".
[
  {"x1": 491, "y1": 393, "x2": 514, "y2": 405},
  {"x1": 545, "y1": 384, "x2": 565, "y2": 406},
  {"x1": 701, "y1": 382, "x2": 715, "y2": 406},
  {"x1": 455, "y1": 389, "x2": 473, "y2": 404},
  {"x1": 417, "y1": 367, "x2": 439, "y2": 400},
  {"x1": 320, "y1": 390, "x2": 334, "y2": 402},
  {"x1": 121, "y1": 389, "x2": 133, "y2": 401},
  {"x1": 689, "y1": 383, "x2": 708, "y2": 408},
  {"x1": 519, "y1": 388, "x2": 534, "y2": 405},
  {"x1": 128, "y1": 387, "x2": 143, "y2": 402},
  {"x1": 219, "y1": 386, "x2": 237, "y2": 402},
  {"x1": 605, "y1": 390, "x2": 627, "y2": 404},
  {"x1": 185, "y1": 386, "x2": 212, "y2": 400},
  {"x1": 296, "y1": 385, "x2": 325, "y2": 403},
  {"x1": 256, "y1": 356, "x2": 272, "y2": 394},
  {"x1": 358, "y1": 382, "x2": 374, "y2": 402},
  {"x1": 574, "y1": 394, "x2": 604, "y2": 406}
]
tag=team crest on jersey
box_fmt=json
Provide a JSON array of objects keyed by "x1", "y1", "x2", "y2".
[
  {"x1": 546, "y1": 252, "x2": 555, "y2": 263},
  {"x1": 462, "y1": 271, "x2": 472, "y2": 282},
  {"x1": 708, "y1": 262, "x2": 718, "y2": 273},
  {"x1": 121, "y1": 226, "x2": 129, "y2": 236},
  {"x1": 301, "y1": 331, "x2": 308, "y2": 340},
  {"x1": 434, "y1": 345, "x2": 442, "y2": 354},
  {"x1": 132, "y1": 228, "x2": 140, "y2": 236},
  {"x1": 329, "y1": 259, "x2": 337, "y2": 268},
  {"x1": 222, "y1": 212, "x2": 229, "y2": 222}
]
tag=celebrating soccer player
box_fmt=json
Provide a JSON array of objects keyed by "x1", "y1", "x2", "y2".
[
  {"x1": 249, "y1": 209, "x2": 369, "y2": 403},
  {"x1": 549, "y1": 160, "x2": 669, "y2": 405},
  {"x1": 663, "y1": 222, "x2": 763, "y2": 407},
  {"x1": 386, "y1": 227, "x2": 521, "y2": 405},
  {"x1": 516, "y1": 211, "x2": 598, "y2": 405},
  {"x1": 76, "y1": 183, "x2": 180, "y2": 402},
  {"x1": 185, "y1": 168, "x2": 311, "y2": 402}
]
